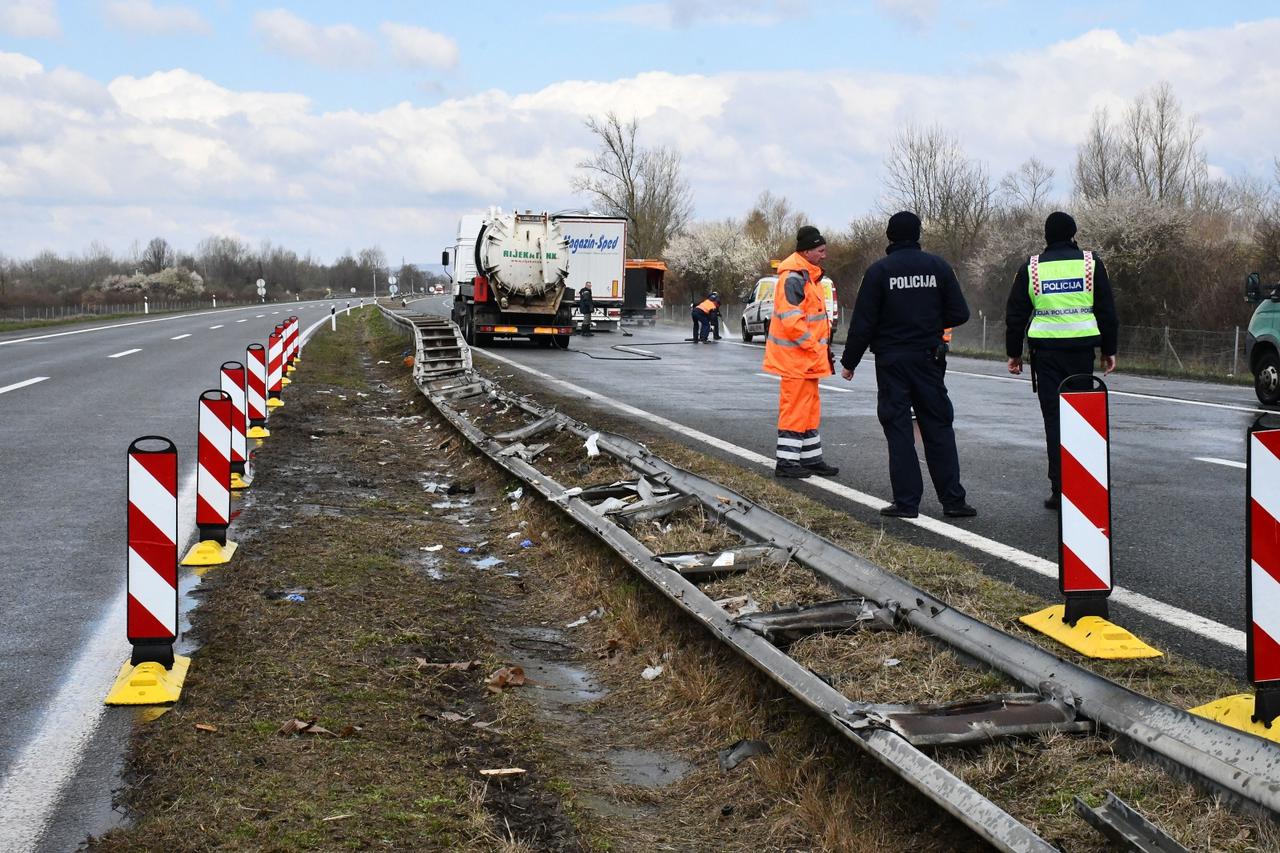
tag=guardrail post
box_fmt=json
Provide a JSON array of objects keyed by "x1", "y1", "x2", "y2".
[
  {"x1": 267, "y1": 327, "x2": 285, "y2": 406},
  {"x1": 221, "y1": 361, "x2": 251, "y2": 490},
  {"x1": 181, "y1": 389, "x2": 238, "y2": 566},
  {"x1": 1019, "y1": 377, "x2": 1160, "y2": 658},
  {"x1": 105, "y1": 436, "x2": 191, "y2": 705}
]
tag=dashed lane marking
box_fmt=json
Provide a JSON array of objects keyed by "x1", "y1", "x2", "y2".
[
  {"x1": 170, "y1": 334, "x2": 191, "y2": 340},
  {"x1": 0, "y1": 377, "x2": 49, "y2": 395},
  {"x1": 209, "y1": 324, "x2": 224, "y2": 330},
  {"x1": 1195, "y1": 456, "x2": 1246, "y2": 469},
  {"x1": 477, "y1": 347, "x2": 1245, "y2": 652},
  {"x1": 107, "y1": 348, "x2": 141, "y2": 358}
]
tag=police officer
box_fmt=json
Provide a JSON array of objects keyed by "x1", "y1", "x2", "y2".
[
  {"x1": 763, "y1": 226, "x2": 839, "y2": 479},
  {"x1": 1005, "y1": 211, "x2": 1118, "y2": 509},
  {"x1": 578, "y1": 282, "x2": 594, "y2": 336},
  {"x1": 691, "y1": 292, "x2": 721, "y2": 343},
  {"x1": 839, "y1": 211, "x2": 975, "y2": 519}
]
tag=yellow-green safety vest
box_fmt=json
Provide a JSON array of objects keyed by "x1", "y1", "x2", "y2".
[{"x1": 1027, "y1": 252, "x2": 1098, "y2": 339}]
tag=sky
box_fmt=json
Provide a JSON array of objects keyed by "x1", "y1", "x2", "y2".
[{"x1": 1, "y1": 0, "x2": 1279, "y2": 266}]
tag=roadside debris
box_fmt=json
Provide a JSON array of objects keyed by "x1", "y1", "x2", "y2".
[
  {"x1": 486, "y1": 665, "x2": 531, "y2": 692},
  {"x1": 415, "y1": 659, "x2": 482, "y2": 672},
  {"x1": 472, "y1": 556, "x2": 506, "y2": 570},
  {"x1": 420, "y1": 544, "x2": 443, "y2": 552},
  {"x1": 713, "y1": 595, "x2": 760, "y2": 618},
  {"x1": 277, "y1": 718, "x2": 337, "y2": 737},
  {"x1": 641, "y1": 664, "x2": 664, "y2": 681},
  {"x1": 566, "y1": 607, "x2": 605, "y2": 628},
  {"x1": 479, "y1": 768, "x2": 526, "y2": 778},
  {"x1": 194, "y1": 723, "x2": 219, "y2": 734},
  {"x1": 718, "y1": 739, "x2": 772, "y2": 772},
  {"x1": 584, "y1": 433, "x2": 601, "y2": 457}
]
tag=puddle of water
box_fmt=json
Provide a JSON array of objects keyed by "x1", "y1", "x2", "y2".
[
  {"x1": 499, "y1": 626, "x2": 609, "y2": 723},
  {"x1": 605, "y1": 749, "x2": 694, "y2": 789}
]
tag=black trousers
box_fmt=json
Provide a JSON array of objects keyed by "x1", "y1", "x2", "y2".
[
  {"x1": 874, "y1": 351, "x2": 965, "y2": 511},
  {"x1": 1031, "y1": 346, "x2": 1096, "y2": 491},
  {"x1": 691, "y1": 308, "x2": 710, "y2": 341}
]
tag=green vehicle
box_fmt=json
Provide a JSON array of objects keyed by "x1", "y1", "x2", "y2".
[{"x1": 1247, "y1": 272, "x2": 1280, "y2": 405}]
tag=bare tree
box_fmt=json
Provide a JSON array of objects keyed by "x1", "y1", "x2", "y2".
[
  {"x1": 1074, "y1": 107, "x2": 1129, "y2": 202},
  {"x1": 999, "y1": 157, "x2": 1056, "y2": 213},
  {"x1": 744, "y1": 190, "x2": 807, "y2": 260},
  {"x1": 574, "y1": 112, "x2": 693, "y2": 258},
  {"x1": 882, "y1": 124, "x2": 994, "y2": 260},
  {"x1": 141, "y1": 237, "x2": 172, "y2": 274}
]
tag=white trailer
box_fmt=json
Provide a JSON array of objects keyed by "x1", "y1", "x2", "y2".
[{"x1": 555, "y1": 215, "x2": 627, "y2": 332}]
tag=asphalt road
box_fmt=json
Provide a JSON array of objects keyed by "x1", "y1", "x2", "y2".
[
  {"x1": 415, "y1": 295, "x2": 1267, "y2": 673},
  {"x1": 0, "y1": 300, "x2": 339, "y2": 852}
]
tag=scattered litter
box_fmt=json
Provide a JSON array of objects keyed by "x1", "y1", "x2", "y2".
[
  {"x1": 309, "y1": 434, "x2": 322, "y2": 441},
  {"x1": 472, "y1": 720, "x2": 500, "y2": 730},
  {"x1": 277, "y1": 718, "x2": 337, "y2": 737},
  {"x1": 519, "y1": 539, "x2": 533, "y2": 548},
  {"x1": 376, "y1": 360, "x2": 390, "y2": 365},
  {"x1": 713, "y1": 595, "x2": 760, "y2": 618},
  {"x1": 425, "y1": 567, "x2": 443, "y2": 581},
  {"x1": 357, "y1": 392, "x2": 368, "y2": 397},
  {"x1": 718, "y1": 739, "x2": 772, "y2": 772},
  {"x1": 416, "y1": 659, "x2": 482, "y2": 672},
  {"x1": 439, "y1": 711, "x2": 471, "y2": 723},
  {"x1": 506, "y1": 531, "x2": 522, "y2": 539},
  {"x1": 883, "y1": 658, "x2": 901, "y2": 667},
  {"x1": 457, "y1": 547, "x2": 474, "y2": 554},
  {"x1": 264, "y1": 587, "x2": 308, "y2": 601},
  {"x1": 584, "y1": 432, "x2": 601, "y2": 457},
  {"x1": 479, "y1": 768, "x2": 526, "y2": 778},
  {"x1": 322, "y1": 814, "x2": 354, "y2": 822},
  {"x1": 505, "y1": 486, "x2": 523, "y2": 501},
  {"x1": 431, "y1": 500, "x2": 470, "y2": 509},
  {"x1": 283, "y1": 593, "x2": 306, "y2": 603},
  {"x1": 421, "y1": 544, "x2": 443, "y2": 552},
  {"x1": 567, "y1": 607, "x2": 606, "y2": 628},
  {"x1": 502, "y1": 571, "x2": 521, "y2": 578},
  {"x1": 596, "y1": 637, "x2": 624, "y2": 664},
  {"x1": 641, "y1": 665, "x2": 664, "y2": 681},
  {"x1": 486, "y1": 666, "x2": 532, "y2": 692},
  {"x1": 472, "y1": 556, "x2": 506, "y2": 570},
  {"x1": 194, "y1": 723, "x2": 219, "y2": 734}
]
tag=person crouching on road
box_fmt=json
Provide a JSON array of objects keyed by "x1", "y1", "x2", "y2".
[
  {"x1": 691, "y1": 292, "x2": 722, "y2": 343},
  {"x1": 762, "y1": 226, "x2": 839, "y2": 479},
  {"x1": 839, "y1": 212, "x2": 975, "y2": 519},
  {"x1": 578, "y1": 282, "x2": 594, "y2": 336},
  {"x1": 1005, "y1": 211, "x2": 1118, "y2": 510}
]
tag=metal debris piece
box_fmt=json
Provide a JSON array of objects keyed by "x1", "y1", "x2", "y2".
[
  {"x1": 612, "y1": 493, "x2": 694, "y2": 526},
  {"x1": 654, "y1": 546, "x2": 789, "y2": 582},
  {"x1": 492, "y1": 413, "x2": 562, "y2": 442},
  {"x1": 846, "y1": 690, "x2": 1092, "y2": 747},
  {"x1": 1073, "y1": 791, "x2": 1190, "y2": 853},
  {"x1": 714, "y1": 595, "x2": 761, "y2": 618},
  {"x1": 718, "y1": 739, "x2": 772, "y2": 772},
  {"x1": 734, "y1": 598, "x2": 902, "y2": 644}
]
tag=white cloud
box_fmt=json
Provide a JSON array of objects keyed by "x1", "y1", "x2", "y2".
[
  {"x1": 252, "y1": 8, "x2": 376, "y2": 67},
  {"x1": 875, "y1": 0, "x2": 939, "y2": 31},
  {"x1": 380, "y1": 22, "x2": 458, "y2": 71},
  {"x1": 0, "y1": 0, "x2": 61, "y2": 37},
  {"x1": 4, "y1": 19, "x2": 1280, "y2": 262},
  {"x1": 103, "y1": 0, "x2": 210, "y2": 35},
  {"x1": 598, "y1": 0, "x2": 806, "y2": 28}
]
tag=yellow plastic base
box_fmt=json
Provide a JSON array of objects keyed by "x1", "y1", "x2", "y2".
[
  {"x1": 181, "y1": 539, "x2": 238, "y2": 566},
  {"x1": 246, "y1": 425, "x2": 270, "y2": 439},
  {"x1": 1189, "y1": 694, "x2": 1280, "y2": 743},
  {"x1": 286, "y1": 363, "x2": 297, "y2": 374},
  {"x1": 280, "y1": 375, "x2": 292, "y2": 386},
  {"x1": 104, "y1": 655, "x2": 191, "y2": 705},
  {"x1": 266, "y1": 397, "x2": 284, "y2": 409},
  {"x1": 1018, "y1": 605, "x2": 1162, "y2": 659},
  {"x1": 230, "y1": 472, "x2": 251, "y2": 490}
]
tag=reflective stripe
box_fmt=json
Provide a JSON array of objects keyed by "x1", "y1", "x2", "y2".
[
  {"x1": 1029, "y1": 318, "x2": 1099, "y2": 333},
  {"x1": 767, "y1": 331, "x2": 812, "y2": 347},
  {"x1": 776, "y1": 436, "x2": 803, "y2": 447},
  {"x1": 799, "y1": 448, "x2": 824, "y2": 459},
  {"x1": 1033, "y1": 307, "x2": 1094, "y2": 317},
  {"x1": 806, "y1": 312, "x2": 828, "y2": 322},
  {"x1": 775, "y1": 309, "x2": 803, "y2": 319},
  {"x1": 776, "y1": 449, "x2": 802, "y2": 461}
]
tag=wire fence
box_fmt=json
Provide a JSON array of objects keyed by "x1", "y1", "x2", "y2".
[{"x1": 0, "y1": 299, "x2": 270, "y2": 323}]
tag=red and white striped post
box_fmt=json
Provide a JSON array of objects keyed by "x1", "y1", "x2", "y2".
[
  {"x1": 266, "y1": 327, "x2": 284, "y2": 408},
  {"x1": 1247, "y1": 419, "x2": 1280, "y2": 724},
  {"x1": 126, "y1": 436, "x2": 178, "y2": 667},
  {"x1": 182, "y1": 389, "x2": 238, "y2": 566},
  {"x1": 221, "y1": 361, "x2": 251, "y2": 489},
  {"x1": 1058, "y1": 375, "x2": 1112, "y2": 625},
  {"x1": 291, "y1": 315, "x2": 303, "y2": 362},
  {"x1": 245, "y1": 343, "x2": 270, "y2": 438},
  {"x1": 285, "y1": 315, "x2": 299, "y2": 370}
]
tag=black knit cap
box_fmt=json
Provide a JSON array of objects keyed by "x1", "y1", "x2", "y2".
[
  {"x1": 796, "y1": 225, "x2": 826, "y2": 252},
  {"x1": 1045, "y1": 211, "x2": 1077, "y2": 243},
  {"x1": 886, "y1": 211, "x2": 921, "y2": 243}
]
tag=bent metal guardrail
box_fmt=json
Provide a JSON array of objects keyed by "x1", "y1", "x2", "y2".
[{"x1": 377, "y1": 303, "x2": 1278, "y2": 851}]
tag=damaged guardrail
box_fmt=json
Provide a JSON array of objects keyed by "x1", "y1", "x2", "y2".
[{"x1": 377, "y1": 304, "x2": 1274, "y2": 852}]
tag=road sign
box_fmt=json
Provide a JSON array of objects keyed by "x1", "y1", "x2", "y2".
[
  {"x1": 388, "y1": 275, "x2": 397, "y2": 285},
  {"x1": 350, "y1": 287, "x2": 356, "y2": 294},
  {"x1": 389, "y1": 284, "x2": 399, "y2": 296}
]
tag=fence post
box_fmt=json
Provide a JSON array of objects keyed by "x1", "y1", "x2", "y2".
[
  {"x1": 982, "y1": 316, "x2": 987, "y2": 352},
  {"x1": 1234, "y1": 326, "x2": 1241, "y2": 377}
]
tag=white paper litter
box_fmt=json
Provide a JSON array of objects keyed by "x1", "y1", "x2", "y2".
[
  {"x1": 882, "y1": 658, "x2": 901, "y2": 667},
  {"x1": 505, "y1": 487, "x2": 523, "y2": 501},
  {"x1": 420, "y1": 544, "x2": 443, "y2": 552},
  {"x1": 584, "y1": 432, "x2": 600, "y2": 457},
  {"x1": 641, "y1": 665, "x2": 664, "y2": 681}
]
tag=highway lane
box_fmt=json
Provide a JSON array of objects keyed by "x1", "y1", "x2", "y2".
[
  {"x1": 0, "y1": 300, "x2": 336, "y2": 852},
  {"x1": 415, "y1": 295, "x2": 1264, "y2": 672}
]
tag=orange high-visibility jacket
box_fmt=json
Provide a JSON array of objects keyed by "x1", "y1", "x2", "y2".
[
  {"x1": 695, "y1": 298, "x2": 718, "y2": 314},
  {"x1": 763, "y1": 252, "x2": 832, "y2": 378}
]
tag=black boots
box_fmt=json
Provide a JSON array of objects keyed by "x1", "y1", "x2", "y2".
[
  {"x1": 774, "y1": 464, "x2": 812, "y2": 479},
  {"x1": 880, "y1": 503, "x2": 918, "y2": 518},
  {"x1": 943, "y1": 503, "x2": 978, "y2": 518},
  {"x1": 1044, "y1": 490, "x2": 1061, "y2": 510},
  {"x1": 804, "y1": 462, "x2": 839, "y2": 476}
]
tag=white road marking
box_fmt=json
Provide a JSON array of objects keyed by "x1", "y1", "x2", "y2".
[
  {"x1": 1196, "y1": 456, "x2": 1246, "y2": 469},
  {"x1": 236, "y1": 319, "x2": 248, "y2": 323},
  {"x1": 0, "y1": 302, "x2": 327, "y2": 347},
  {"x1": 0, "y1": 468, "x2": 197, "y2": 853},
  {"x1": 946, "y1": 368, "x2": 1271, "y2": 414},
  {"x1": 271, "y1": 311, "x2": 279, "y2": 315},
  {"x1": 755, "y1": 372, "x2": 856, "y2": 393},
  {"x1": 255, "y1": 314, "x2": 265, "y2": 318},
  {"x1": 478, "y1": 347, "x2": 1245, "y2": 651},
  {"x1": 107, "y1": 348, "x2": 141, "y2": 358},
  {"x1": 0, "y1": 376, "x2": 49, "y2": 395},
  {"x1": 209, "y1": 324, "x2": 223, "y2": 330},
  {"x1": 170, "y1": 334, "x2": 191, "y2": 340}
]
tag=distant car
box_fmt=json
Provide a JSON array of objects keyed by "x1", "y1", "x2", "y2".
[{"x1": 739, "y1": 275, "x2": 839, "y2": 343}]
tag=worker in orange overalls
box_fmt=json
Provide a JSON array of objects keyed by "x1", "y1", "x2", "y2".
[
  {"x1": 690, "y1": 292, "x2": 721, "y2": 343},
  {"x1": 762, "y1": 226, "x2": 838, "y2": 479}
]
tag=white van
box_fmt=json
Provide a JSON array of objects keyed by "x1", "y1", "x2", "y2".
[{"x1": 739, "y1": 275, "x2": 839, "y2": 343}]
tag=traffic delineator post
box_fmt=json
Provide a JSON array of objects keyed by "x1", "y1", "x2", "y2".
[
  {"x1": 181, "y1": 390, "x2": 238, "y2": 567},
  {"x1": 221, "y1": 360, "x2": 252, "y2": 490},
  {"x1": 106, "y1": 436, "x2": 191, "y2": 705},
  {"x1": 267, "y1": 327, "x2": 285, "y2": 407},
  {"x1": 291, "y1": 315, "x2": 302, "y2": 363},
  {"x1": 245, "y1": 343, "x2": 270, "y2": 439},
  {"x1": 1020, "y1": 376, "x2": 1160, "y2": 659},
  {"x1": 1191, "y1": 416, "x2": 1280, "y2": 741},
  {"x1": 285, "y1": 316, "x2": 299, "y2": 372}
]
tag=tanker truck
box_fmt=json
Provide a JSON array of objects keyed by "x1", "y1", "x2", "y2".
[{"x1": 442, "y1": 208, "x2": 577, "y2": 347}]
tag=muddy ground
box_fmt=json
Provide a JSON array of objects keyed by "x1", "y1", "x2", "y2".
[{"x1": 89, "y1": 311, "x2": 1276, "y2": 852}]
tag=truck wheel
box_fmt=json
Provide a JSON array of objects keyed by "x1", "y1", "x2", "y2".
[
  {"x1": 551, "y1": 334, "x2": 570, "y2": 349},
  {"x1": 1257, "y1": 350, "x2": 1280, "y2": 405},
  {"x1": 460, "y1": 306, "x2": 475, "y2": 345},
  {"x1": 740, "y1": 319, "x2": 753, "y2": 343}
]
